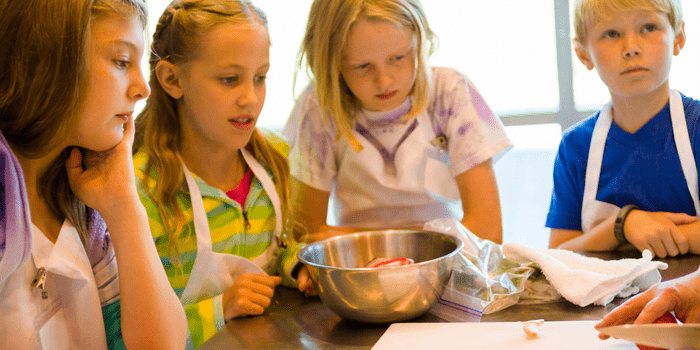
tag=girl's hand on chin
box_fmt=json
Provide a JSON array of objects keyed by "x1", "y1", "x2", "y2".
[{"x1": 65, "y1": 117, "x2": 139, "y2": 216}]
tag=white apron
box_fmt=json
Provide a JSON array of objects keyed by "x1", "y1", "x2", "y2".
[
  {"x1": 179, "y1": 148, "x2": 282, "y2": 306},
  {"x1": 334, "y1": 111, "x2": 462, "y2": 228},
  {"x1": 0, "y1": 222, "x2": 107, "y2": 350},
  {"x1": 581, "y1": 89, "x2": 700, "y2": 232}
]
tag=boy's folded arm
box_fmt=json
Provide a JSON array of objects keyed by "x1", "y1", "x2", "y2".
[
  {"x1": 549, "y1": 228, "x2": 582, "y2": 250},
  {"x1": 624, "y1": 210, "x2": 693, "y2": 257},
  {"x1": 550, "y1": 209, "x2": 697, "y2": 256},
  {"x1": 677, "y1": 220, "x2": 700, "y2": 255},
  {"x1": 549, "y1": 215, "x2": 620, "y2": 251}
]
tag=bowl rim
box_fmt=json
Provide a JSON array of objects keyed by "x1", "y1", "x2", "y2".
[{"x1": 297, "y1": 229, "x2": 464, "y2": 271}]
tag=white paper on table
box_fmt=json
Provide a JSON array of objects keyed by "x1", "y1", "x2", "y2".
[{"x1": 372, "y1": 320, "x2": 638, "y2": 350}]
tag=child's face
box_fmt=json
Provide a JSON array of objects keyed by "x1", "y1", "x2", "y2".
[
  {"x1": 73, "y1": 13, "x2": 149, "y2": 151},
  {"x1": 574, "y1": 9, "x2": 685, "y2": 100},
  {"x1": 341, "y1": 17, "x2": 417, "y2": 112},
  {"x1": 176, "y1": 22, "x2": 269, "y2": 152}
]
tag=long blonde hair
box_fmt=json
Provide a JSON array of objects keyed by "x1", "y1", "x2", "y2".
[
  {"x1": 134, "y1": 0, "x2": 290, "y2": 262},
  {"x1": 296, "y1": 0, "x2": 437, "y2": 150},
  {"x1": 573, "y1": 0, "x2": 683, "y2": 43},
  {"x1": 0, "y1": 0, "x2": 146, "y2": 244}
]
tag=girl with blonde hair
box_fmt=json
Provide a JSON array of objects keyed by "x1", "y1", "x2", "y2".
[
  {"x1": 283, "y1": 0, "x2": 512, "y2": 243},
  {"x1": 0, "y1": 0, "x2": 187, "y2": 348},
  {"x1": 134, "y1": 0, "x2": 311, "y2": 347}
]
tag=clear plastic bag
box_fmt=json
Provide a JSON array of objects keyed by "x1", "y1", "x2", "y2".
[{"x1": 425, "y1": 219, "x2": 536, "y2": 318}]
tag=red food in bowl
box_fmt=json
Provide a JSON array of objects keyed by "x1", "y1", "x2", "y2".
[
  {"x1": 636, "y1": 312, "x2": 677, "y2": 350},
  {"x1": 365, "y1": 257, "x2": 414, "y2": 268}
]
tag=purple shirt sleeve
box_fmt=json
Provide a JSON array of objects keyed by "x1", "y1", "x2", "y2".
[{"x1": 0, "y1": 132, "x2": 32, "y2": 288}]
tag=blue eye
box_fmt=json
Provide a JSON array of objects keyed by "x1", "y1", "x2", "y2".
[
  {"x1": 603, "y1": 30, "x2": 619, "y2": 39},
  {"x1": 643, "y1": 23, "x2": 657, "y2": 32}
]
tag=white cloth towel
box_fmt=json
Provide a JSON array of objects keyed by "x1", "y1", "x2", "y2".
[{"x1": 502, "y1": 242, "x2": 667, "y2": 307}]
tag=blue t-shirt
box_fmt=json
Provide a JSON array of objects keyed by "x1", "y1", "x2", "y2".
[{"x1": 546, "y1": 93, "x2": 700, "y2": 231}]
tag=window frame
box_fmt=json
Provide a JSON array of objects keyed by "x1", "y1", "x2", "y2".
[{"x1": 500, "y1": 0, "x2": 595, "y2": 130}]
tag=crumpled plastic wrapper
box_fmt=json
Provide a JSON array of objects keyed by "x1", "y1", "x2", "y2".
[{"x1": 424, "y1": 219, "x2": 547, "y2": 314}]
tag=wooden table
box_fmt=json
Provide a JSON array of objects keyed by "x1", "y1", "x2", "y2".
[{"x1": 199, "y1": 251, "x2": 700, "y2": 350}]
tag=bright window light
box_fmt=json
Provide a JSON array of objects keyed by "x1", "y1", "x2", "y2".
[{"x1": 423, "y1": 0, "x2": 559, "y2": 115}]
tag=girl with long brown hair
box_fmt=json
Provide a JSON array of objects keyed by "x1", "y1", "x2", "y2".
[{"x1": 0, "y1": 0, "x2": 186, "y2": 348}]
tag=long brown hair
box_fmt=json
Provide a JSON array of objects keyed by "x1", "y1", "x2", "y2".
[
  {"x1": 0, "y1": 0, "x2": 146, "y2": 244},
  {"x1": 134, "y1": 0, "x2": 290, "y2": 262}
]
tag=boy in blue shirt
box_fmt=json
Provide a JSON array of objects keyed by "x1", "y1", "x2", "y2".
[{"x1": 547, "y1": 0, "x2": 700, "y2": 257}]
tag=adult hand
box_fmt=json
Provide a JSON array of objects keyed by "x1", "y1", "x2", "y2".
[
  {"x1": 65, "y1": 116, "x2": 139, "y2": 217},
  {"x1": 623, "y1": 211, "x2": 695, "y2": 257},
  {"x1": 296, "y1": 265, "x2": 317, "y2": 297},
  {"x1": 222, "y1": 273, "x2": 281, "y2": 320},
  {"x1": 595, "y1": 271, "x2": 700, "y2": 339}
]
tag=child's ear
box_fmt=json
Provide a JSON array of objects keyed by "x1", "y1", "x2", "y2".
[
  {"x1": 573, "y1": 39, "x2": 595, "y2": 71},
  {"x1": 155, "y1": 61, "x2": 184, "y2": 99},
  {"x1": 673, "y1": 22, "x2": 686, "y2": 56}
]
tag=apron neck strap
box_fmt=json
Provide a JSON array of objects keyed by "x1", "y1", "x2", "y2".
[
  {"x1": 582, "y1": 101, "x2": 614, "y2": 207},
  {"x1": 241, "y1": 148, "x2": 283, "y2": 240},
  {"x1": 669, "y1": 90, "x2": 700, "y2": 215},
  {"x1": 182, "y1": 162, "x2": 213, "y2": 251},
  {"x1": 181, "y1": 149, "x2": 283, "y2": 249}
]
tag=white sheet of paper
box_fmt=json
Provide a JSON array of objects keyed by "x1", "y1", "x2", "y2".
[{"x1": 372, "y1": 321, "x2": 638, "y2": 350}]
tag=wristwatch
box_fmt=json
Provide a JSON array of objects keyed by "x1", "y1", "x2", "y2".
[{"x1": 614, "y1": 204, "x2": 638, "y2": 244}]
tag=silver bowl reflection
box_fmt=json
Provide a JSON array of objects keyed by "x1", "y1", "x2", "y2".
[{"x1": 297, "y1": 230, "x2": 463, "y2": 323}]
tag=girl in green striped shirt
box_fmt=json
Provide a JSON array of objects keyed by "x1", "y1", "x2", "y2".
[{"x1": 132, "y1": 0, "x2": 312, "y2": 348}]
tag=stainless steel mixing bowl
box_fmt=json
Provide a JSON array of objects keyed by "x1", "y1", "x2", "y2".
[{"x1": 297, "y1": 229, "x2": 463, "y2": 323}]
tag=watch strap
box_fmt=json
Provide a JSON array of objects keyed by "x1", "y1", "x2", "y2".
[{"x1": 614, "y1": 204, "x2": 638, "y2": 244}]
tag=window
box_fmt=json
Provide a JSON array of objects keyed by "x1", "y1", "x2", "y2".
[
  {"x1": 423, "y1": 0, "x2": 560, "y2": 115},
  {"x1": 142, "y1": 0, "x2": 700, "y2": 129}
]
